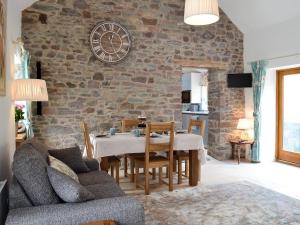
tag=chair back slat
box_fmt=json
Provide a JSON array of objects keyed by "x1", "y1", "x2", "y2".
[
  {"x1": 147, "y1": 122, "x2": 173, "y2": 133},
  {"x1": 148, "y1": 143, "x2": 171, "y2": 152},
  {"x1": 145, "y1": 122, "x2": 175, "y2": 157},
  {"x1": 121, "y1": 119, "x2": 140, "y2": 132},
  {"x1": 188, "y1": 119, "x2": 206, "y2": 137},
  {"x1": 80, "y1": 121, "x2": 94, "y2": 159}
]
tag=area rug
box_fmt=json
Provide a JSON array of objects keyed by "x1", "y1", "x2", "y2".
[{"x1": 134, "y1": 181, "x2": 300, "y2": 225}]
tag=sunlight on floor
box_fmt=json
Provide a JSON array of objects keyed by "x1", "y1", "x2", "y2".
[{"x1": 202, "y1": 157, "x2": 300, "y2": 200}]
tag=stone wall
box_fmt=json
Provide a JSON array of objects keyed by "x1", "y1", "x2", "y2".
[{"x1": 22, "y1": 0, "x2": 244, "y2": 159}]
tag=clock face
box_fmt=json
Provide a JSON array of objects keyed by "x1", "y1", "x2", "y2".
[{"x1": 90, "y1": 21, "x2": 132, "y2": 63}]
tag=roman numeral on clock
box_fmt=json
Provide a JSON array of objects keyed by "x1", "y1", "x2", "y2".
[
  {"x1": 120, "y1": 48, "x2": 128, "y2": 54},
  {"x1": 92, "y1": 39, "x2": 99, "y2": 44},
  {"x1": 100, "y1": 24, "x2": 107, "y2": 31},
  {"x1": 109, "y1": 24, "x2": 114, "y2": 31},
  {"x1": 122, "y1": 34, "x2": 128, "y2": 39},
  {"x1": 94, "y1": 45, "x2": 101, "y2": 53},
  {"x1": 99, "y1": 52, "x2": 106, "y2": 60}
]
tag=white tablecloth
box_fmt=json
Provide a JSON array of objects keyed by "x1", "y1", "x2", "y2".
[{"x1": 89, "y1": 133, "x2": 206, "y2": 164}]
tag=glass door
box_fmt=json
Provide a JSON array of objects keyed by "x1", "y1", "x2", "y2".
[{"x1": 277, "y1": 67, "x2": 300, "y2": 164}]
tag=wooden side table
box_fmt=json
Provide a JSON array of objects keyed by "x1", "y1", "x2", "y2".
[
  {"x1": 16, "y1": 133, "x2": 27, "y2": 148},
  {"x1": 230, "y1": 140, "x2": 254, "y2": 164},
  {"x1": 82, "y1": 220, "x2": 116, "y2": 225}
]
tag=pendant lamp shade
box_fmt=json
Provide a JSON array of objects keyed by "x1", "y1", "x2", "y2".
[
  {"x1": 184, "y1": 0, "x2": 220, "y2": 26},
  {"x1": 12, "y1": 79, "x2": 48, "y2": 101}
]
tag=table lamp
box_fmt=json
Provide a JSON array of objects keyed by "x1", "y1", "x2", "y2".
[
  {"x1": 12, "y1": 79, "x2": 48, "y2": 137},
  {"x1": 237, "y1": 118, "x2": 253, "y2": 142},
  {"x1": 12, "y1": 79, "x2": 48, "y2": 101}
]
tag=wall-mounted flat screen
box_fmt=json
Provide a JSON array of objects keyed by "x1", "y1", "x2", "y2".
[{"x1": 227, "y1": 73, "x2": 252, "y2": 88}]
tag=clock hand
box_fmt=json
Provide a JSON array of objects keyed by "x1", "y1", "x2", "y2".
[
  {"x1": 109, "y1": 41, "x2": 117, "y2": 53},
  {"x1": 110, "y1": 33, "x2": 114, "y2": 44}
]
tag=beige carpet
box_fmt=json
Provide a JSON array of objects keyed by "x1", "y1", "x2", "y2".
[{"x1": 132, "y1": 181, "x2": 300, "y2": 225}]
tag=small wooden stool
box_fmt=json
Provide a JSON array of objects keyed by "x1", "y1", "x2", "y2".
[{"x1": 82, "y1": 220, "x2": 116, "y2": 225}]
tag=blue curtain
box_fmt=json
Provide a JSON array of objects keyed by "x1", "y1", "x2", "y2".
[
  {"x1": 21, "y1": 50, "x2": 34, "y2": 138},
  {"x1": 251, "y1": 60, "x2": 268, "y2": 162}
]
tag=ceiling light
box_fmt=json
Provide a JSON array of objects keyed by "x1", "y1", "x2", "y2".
[{"x1": 184, "y1": 0, "x2": 220, "y2": 26}]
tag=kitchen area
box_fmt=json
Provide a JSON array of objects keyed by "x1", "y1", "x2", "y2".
[{"x1": 181, "y1": 68, "x2": 209, "y2": 146}]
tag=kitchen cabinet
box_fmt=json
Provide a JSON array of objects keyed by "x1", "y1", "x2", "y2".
[{"x1": 182, "y1": 73, "x2": 191, "y2": 91}]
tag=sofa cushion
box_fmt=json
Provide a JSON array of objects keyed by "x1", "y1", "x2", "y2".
[
  {"x1": 83, "y1": 158, "x2": 100, "y2": 171},
  {"x1": 47, "y1": 167, "x2": 95, "y2": 203},
  {"x1": 49, "y1": 146, "x2": 90, "y2": 173},
  {"x1": 85, "y1": 182, "x2": 125, "y2": 199},
  {"x1": 12, "y1": 143, "x2": 60, "y2": 206},
  {"x1": 77, "y1": 171, "x2": 115, "y2": 186},
  {"x1": 20, "y1": 138, "x2": 50, "y2": 161},
  {"x1": 9, "y1": 176, "x2": 32, "y2": 209},
  {"x1": 49, "y1": 156, "x2": 79, "y2": 182}
]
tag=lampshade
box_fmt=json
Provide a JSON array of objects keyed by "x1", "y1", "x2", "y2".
[
  {"x1": 12, "y1": 79, "x2": 48, "y2": 101},
  {"x1": 237, "y1": 118, "x2": 253, "y2": 130},
  {"x1": 184, "y1": 0, "x2": 220, "y2": 26}
]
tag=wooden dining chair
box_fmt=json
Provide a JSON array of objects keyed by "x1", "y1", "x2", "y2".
[
  {"x1": 121, "y1": 119, "x2": 140, "y2": 179},
  {"x1": 134, "y1": 122, "x2": 175, "y2": 195},
  {"x1": 122, "y1": 119, "x2": 157, "y2": 182},
  {"x1": 80, "y1": 121, "x2": 120, "y2": 184},
  {"x1": 174, "y1": 119, "x2": 206, "y2": 184}
]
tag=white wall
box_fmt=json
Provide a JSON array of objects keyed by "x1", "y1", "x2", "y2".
[
  {"x1": 244, "y1": 15, "x2": 300, "y2": 116},
  {"x1": 0, "y1": 0, "x2": 36, "y2": 180},
  {"x1": 191, "y1": 73, "x2": 201, "y2": 103},
  {"x1": 260, "y1": 69, "x2": 276, "y2": 162},
  {"x1": 244, "y1": 22, "x2": 300, "y2": 160},
  {"x1": 243, "y1": 15, "x2": 300, "y2": 161}
]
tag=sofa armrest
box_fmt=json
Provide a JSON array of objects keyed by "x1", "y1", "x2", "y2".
[
  {"x1": 83, "y1": 158, "x2": 99, "y2": 171},
  {"x1": 6, "y1": 196, "x2": 144, "y2": 225}
]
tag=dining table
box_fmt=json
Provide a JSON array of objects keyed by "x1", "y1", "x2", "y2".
[{"x1": 89, "y1": 132, "x2": 206, "y2": 186}]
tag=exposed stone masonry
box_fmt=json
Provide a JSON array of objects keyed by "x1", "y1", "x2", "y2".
[{"x1": 22, "y1": 0, "x2": 244, "y2": 159}]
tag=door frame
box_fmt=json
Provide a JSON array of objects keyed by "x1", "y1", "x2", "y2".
[{"x1": 276, "y1": 67, "x2": 300, "y2": 164}]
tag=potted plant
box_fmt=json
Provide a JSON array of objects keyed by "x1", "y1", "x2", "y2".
[{"x1": 15, "y1": 104, "x2": 25, "y2": 136}]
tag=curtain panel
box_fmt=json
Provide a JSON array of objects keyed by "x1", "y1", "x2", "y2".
[
  {"x1": 251, "y1": 60, "x2": 268, "y2": 162},
  {"x1": 14, "y1": 42, "x2": 34, "y2": 138}
]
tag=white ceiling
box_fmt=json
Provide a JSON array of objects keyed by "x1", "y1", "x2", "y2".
[{"x1": 219, "y1": 0, "x2": 300, "y2": 33}]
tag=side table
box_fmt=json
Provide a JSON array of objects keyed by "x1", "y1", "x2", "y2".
[{"x1": 230, "y1": 140, "x2": 254, "y2": 164}]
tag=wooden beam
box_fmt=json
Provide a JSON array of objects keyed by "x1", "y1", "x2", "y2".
[{"x1": 174, "y1": 59, "x2": 228, "y2": 70}]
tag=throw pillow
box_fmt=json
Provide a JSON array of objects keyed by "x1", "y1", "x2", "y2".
[
  {"x1": 48, "y1": 156, "x2": 79, "y2": 182},
  {"x1": 48, "y1": 146, "x2": 90, "y2": 173},
  {"x1": 47, "y1": 167, "x2": 95, "y2": 203},
  {"x1": 12, "y1": 143, "x2": 60, "y2": 206}
]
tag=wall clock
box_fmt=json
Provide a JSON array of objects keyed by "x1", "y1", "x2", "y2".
[{"x1": 90, "y1": 21, "x2": 132, "y2": 64}]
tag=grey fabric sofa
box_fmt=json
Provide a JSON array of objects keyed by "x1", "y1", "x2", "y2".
[{"x1": 6, "y1": 140, "x2": 144, "y2": 225}]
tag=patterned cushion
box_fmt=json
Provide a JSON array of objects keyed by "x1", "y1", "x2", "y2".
[
  {"x1": 48, "y1": 156, "x2": 79, "y2": 182},
  {"x1": 47, "y1": 167, "x2": 95, "y2": 203},
  {"x1": 12, "y1": 143, "x2": 60, "y2": 206},
  {"x1": 48, "y1": 146, "x2": 90, "y2": 173}
]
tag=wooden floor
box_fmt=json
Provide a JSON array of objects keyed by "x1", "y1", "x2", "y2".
[
  {"x1": 115, "y1": 167, "x2": 191, "y2": 196},
  {"x1": 113, "y1": 156, "x2": 300, "y2": 200}
]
